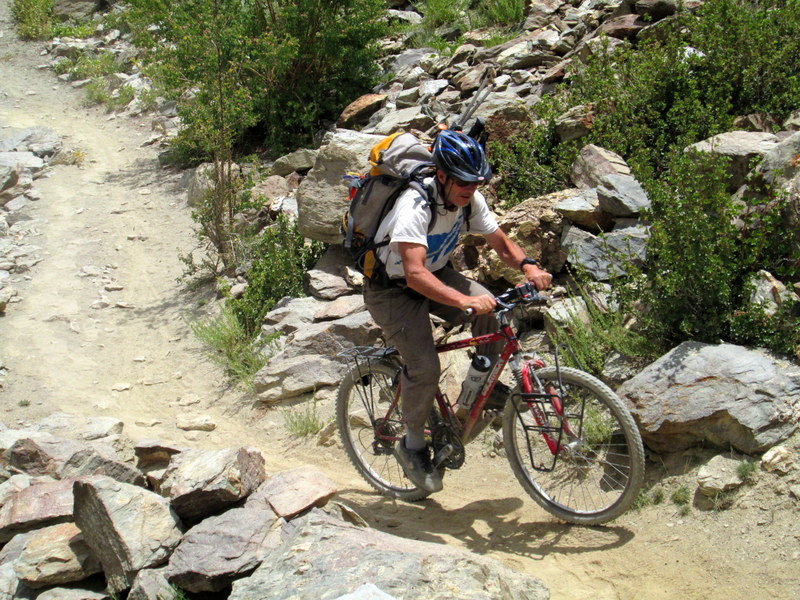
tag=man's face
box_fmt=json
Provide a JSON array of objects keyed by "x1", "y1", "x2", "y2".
[{"x1": 437, "y1": 170, "x2": 478, "y2": 208}]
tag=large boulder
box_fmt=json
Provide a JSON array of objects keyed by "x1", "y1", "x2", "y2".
[
  {"x1": 618, "y1": 342, "x2": 800, "y2": 453},
  {"x1": 73, "y1": 477, "x2": 184, "y2": 595},
  {"x1": 686, "y1": 131, "x2": 779, "y2": 192},
  {"x1": 297, "y1": 130, "x2": 383, "y2": 243},
  {"x1": 229, "y1": 510, "x2": 549, "y2": 600}
]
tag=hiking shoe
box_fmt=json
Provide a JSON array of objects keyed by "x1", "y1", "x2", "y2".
[
  {"x1": 394, "y1": 437, "x2": 443, "y2": 493},
  {"x1": 485, "y1": 381, "x2": 511, "y2": 411}
]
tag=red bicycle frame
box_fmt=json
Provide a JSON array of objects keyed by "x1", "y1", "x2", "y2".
[{"x1": 373, "y1": 319, "x2": 571, "y2": 458}]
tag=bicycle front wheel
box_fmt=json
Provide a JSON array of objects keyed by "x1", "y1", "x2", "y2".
[
  {"x1": 336, "y1": 359, "x2": 430, "y2": 502},
  {"x1": 503, "y1": 366, "x2": 644, "y2": 525}
]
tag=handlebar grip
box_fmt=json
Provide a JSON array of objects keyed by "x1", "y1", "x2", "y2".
[{"x1": 464, "y1": 307, "x2": 476, "y2": 316}]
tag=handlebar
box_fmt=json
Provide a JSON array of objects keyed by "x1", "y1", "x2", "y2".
[{"x1": 464, "y1": 282, "x2": 542, "y2": 316}]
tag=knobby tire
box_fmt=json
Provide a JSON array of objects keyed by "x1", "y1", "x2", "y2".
[
  {"x1": 502, "y1": 366, "x2": 645, "y2": 525},
  {"x1": 336, "y1": 359, "x2": 431, "y2": 501}
]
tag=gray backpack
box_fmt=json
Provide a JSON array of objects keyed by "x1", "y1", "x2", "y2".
[{"x1": 341, "y1": 132, "x2": 437, "y2": 283}]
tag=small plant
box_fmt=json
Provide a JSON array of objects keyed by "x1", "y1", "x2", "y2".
[
  {"x1": 677, "y1": 504, "x2": 691, "y2": 517},
  {"x1": 51, "y1": 148, "x2": 87, "y2": 167},
  {"x1": 51, "y1": 19, "x2": 94, "y2": 38},
  {"x1": 283, "y1": 399, "x2": 325, "y2": 437},
  {"x1": 11, "y1": 0, "x2": 54, "y2": 40},
  {"x1": 190, "y1": 303, "x2": 270, "y2": 387},
  {"x1": 671, "y1": 485, "x2": 692, "y2": 507},
  {"x1": 737, "y1": 459, "x2": 758, "y2": 483},
  {"x1": 632, "y1": 484, "x2": 666, "y2": 510},
  {"x1": 710, "y1": 490, "x2": 737, "y2": 511},
  {"x1": 650, "y1": 485, "x2": 665, "y2": 505},
  {"x1": 17, "y1": 399, "x2": 30, "y2": 407}
]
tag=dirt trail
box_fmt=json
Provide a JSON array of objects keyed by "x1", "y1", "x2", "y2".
[{"x1": 1, "y1": 11, "x2": 797, "y2": 600}]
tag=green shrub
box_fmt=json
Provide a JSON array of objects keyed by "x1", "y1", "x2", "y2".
[
  {"x1": 671, "y1": 485, "x2": 691, "y2": 506},
  {"x1": 283, "y1": 399, "x2": 325, "y2": 437},
  {"x1": 548, "y1": 275, "x2": 656, "y2": 378},
  {"x1": 11, "y1": 0, "x2": 53, "y2": 39},
  {"x1": 488, "y1": 104, "x2": 575, "y2": 207},
  {"x1": 232, "y1": 215, "x2": 326, "y2": 335},
  {"x1": 190, "y1": 302, "x2": 271, "y2": 386},
  {"x1": 128, "y1": 0, "x2": 387, "y2": 160},
  {"x1": 412, "y1": 0, "x2": 471, "y2": 28},
  {"x1": 51, "y1": 19, "x2": 94, "y2": 38},
  {"x1": 474, "y1": 0, "x2": 525, "y2": 27}
]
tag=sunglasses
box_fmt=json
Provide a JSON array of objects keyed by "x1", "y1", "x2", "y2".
[{"x1": 450, "y1": 177, "x2": 480, "y2": 188}]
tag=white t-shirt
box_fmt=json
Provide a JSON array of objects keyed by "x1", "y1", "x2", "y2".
[{"x1": 375, "y1": 179, "x2": 499, "y2": 280}]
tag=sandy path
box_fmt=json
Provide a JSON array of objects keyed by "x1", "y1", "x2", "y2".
[{"x1": 1, "y1": 9, "x2": 797, "y2": 600}]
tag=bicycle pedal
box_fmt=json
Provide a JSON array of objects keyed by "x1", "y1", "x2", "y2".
[{"x1": 433, "y1": 444, "x2": 454, "y2": 467}]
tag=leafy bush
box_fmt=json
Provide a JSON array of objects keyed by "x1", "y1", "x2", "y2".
[
  {"x1": 487, "y1": 99, "x2": 575, "y2": 207},
  {"x1": 283, "y1": 399, "x2": 325, "y2": 437},
  {"x1": 232, "y1": 215, "x2": 326, "y2": 335},
  {"x1": 11, "y1": 0, "x2": 53, "y2": 39},
  {"x1": 128, "y1": 0, "x2": 388, "y2": 160},
  {"x1": 630, "y1": 153, "x2": 799, "y2": 355}
]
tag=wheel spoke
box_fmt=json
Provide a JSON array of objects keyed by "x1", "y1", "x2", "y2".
[{"x1": 503, "y1": 367, "x2": 644, "y2": 525}]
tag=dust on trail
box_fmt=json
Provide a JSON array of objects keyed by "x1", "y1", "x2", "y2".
[{"x1": 1, "y1": 10, "x2": 797, "y2": 600}]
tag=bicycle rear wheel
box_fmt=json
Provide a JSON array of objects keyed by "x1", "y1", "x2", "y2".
[
  {"x1": 336, "y1": 359, "x2": 430, "y2": 502},
  {"x1": 503, "y1": 366, "x2": 644, "y2": 525}
]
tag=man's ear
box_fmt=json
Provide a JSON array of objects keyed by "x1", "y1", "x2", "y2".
[{"x1": 436, "y1": 170, "x2": 447, "y2": 185}]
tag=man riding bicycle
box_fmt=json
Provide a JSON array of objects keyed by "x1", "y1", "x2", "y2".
[{"x1": 362, "y1": 129, "x2": 552, "y2": 493}]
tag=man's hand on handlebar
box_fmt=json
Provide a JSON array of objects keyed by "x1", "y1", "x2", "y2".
[
  {"x1": 461, "y1": 294, "x2": 496, "y2": 316},
  {"x1": 523, "y1": 264, "x2": 552, "y2": 291}
]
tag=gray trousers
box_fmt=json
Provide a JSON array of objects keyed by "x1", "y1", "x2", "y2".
[{"x1": 363, "y1": 267, "x2": 503, "y2": 436}]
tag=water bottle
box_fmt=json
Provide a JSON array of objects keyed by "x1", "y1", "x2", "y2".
[{"x1": 455, "y1": 354, "x2": 492, "y2": 415}]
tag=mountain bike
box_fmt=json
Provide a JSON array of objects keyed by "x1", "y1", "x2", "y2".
[{"x1": 336, "y1": 283, "x2": 645, "y2": 525}]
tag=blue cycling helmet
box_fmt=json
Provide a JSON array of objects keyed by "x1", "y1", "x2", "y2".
[{"x1": 432, "y1": 129, "x2": 492, "y2": 183}]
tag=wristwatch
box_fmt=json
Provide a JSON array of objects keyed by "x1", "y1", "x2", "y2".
[{"x1": 519, "y1": 257, "x2": 539, "y2": 270}]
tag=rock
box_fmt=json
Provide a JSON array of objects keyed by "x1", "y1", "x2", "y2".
[
  {"x1": 261, "y1": 296, "x2": 326, "y2": 337},
  {"x1": 270, "y1": 148, "x2": 318, "y2": 177},
  {"x1": 304, "y1": 245, "x2": 358, "y2": 300},
  {"x1": 0, "y1": 127, "x2": 61, "y2": 158},
  {"x1": 596, "y1": 173, "x2": 650, "y2": 217},
  {"x1": 0, "y1": 478, "x2": 76, "y2": 543},
  {"x1": 313, "y1": 295, "x2": 365, "y2": 321},
  {"x1": 297, "y1": 130, "x2": 384, "y2": 243},
  {"x1": 165, "y1": 501, "x2": 280, "y2": 592},
  {"x1": 0, "y1": 152, "x2": 45, "y2": 173},
  {"x1": 371, "y1": 106, "x2": 436, "y2": 136},
  {"x1": 635, "y1": 0, "x2": 679, "y2": 20},
  {"x1": 554, "y1": 188, "x2": 613, "y2": 230},
  {"x1": 175, "y1": 414, "x2": 216, "y2": 432},
  {"x1": 73, "y1": 476, "x2": 184, "y2": 595},
  {"x1": 248, "y1": 465, "x2": 338, "y2": 519},
  {"x1": 686, "y1": 131, "x2": 779, "y2": 192},
  {"x1": 560, "y1": 222, "x2": 648, "y2": 281},
  {"x1": 761, "y1": 446, "x2": 794, "y2": 474},
  {"x1": 52, "y1": 0, "x2": 99, "y2": 21},
  {"x1": 618, "y1": 342, "x2": 800, "y2": 453},
  {"x1": 337, "y1": 94, "x2": 388, "y2": 129},
  {"x1": 253, "y1": 354, "x2": 345, "y2": 404},
  {"x1": 697, "y1": 454, "x2": 746, "y2": 497},
  {"x1": 13, "y1": 523, "x2": 102, "y2": 589},
  {"x1": 229, "y1": 510, "x2": 549, "y2": 600},
  {"x1": 128, "y1": 567, "x2": 177, "y2": 600},
  {"x1": 157, "y1": 447, "x2": 266, "y2": 522},
  {"x1": 747, "y1": 270, "x2": 798, "y2": 316},
  {"x1": 598, "y1": 14, "x2": 649, "y2": 40},
  {"x1": 477, "y1": 190, "x2": 568, "y2": 285},
  {"x1": 555, "y1": 104, "x2": 594, "y2": 143},
  {"x1": 570, "y1": 144, "x2": 631, "y2": 190}
]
